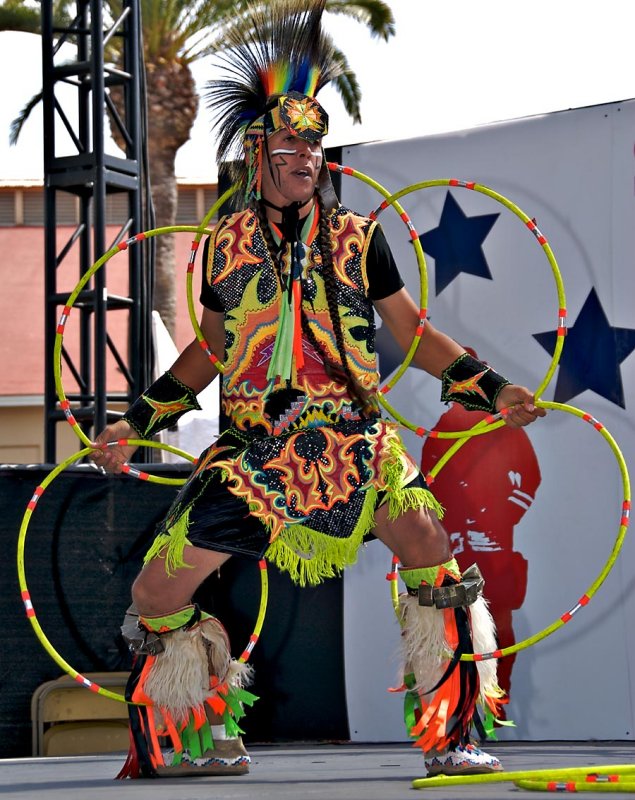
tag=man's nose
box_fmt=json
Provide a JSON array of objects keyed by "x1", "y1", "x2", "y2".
[{"x1": 295, "y1": 140, "x2": 312, "y2": 158}]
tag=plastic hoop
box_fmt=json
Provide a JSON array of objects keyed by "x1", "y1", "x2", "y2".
[
  {"x1": 334, "y1": 170, "x2": 567, "y2": 440},
  {"x1": 389, "y1": 400, "x2": 631, "y2": 661},
  {"x1": 328, "y1": 163, "x2": 429, "y2": 398},
  {"x1": 53, "y1": 225, "x2": 216, "y2": 486},
  {"x1": 16, "y1": 441, "x2": 269, "y2": 703},
  {"x1": 413, "y1": 764, "x2": 635, "y2": 792}
]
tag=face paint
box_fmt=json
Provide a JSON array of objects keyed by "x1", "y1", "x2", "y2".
[
  {"x1": 270, "y1": 145, "x2": 322, "y2": 160},
  {"x1": 262, "y1": 130, "x2": 324, "y2": 202},
  {"x1": 268, "y1": 143, "x2": 321, "y2": 187},
  {"x1": 270, "y1": 146, "x2": 322, "y2": 171},
  {"x1": 269, "y1": 150, "x2": 289, "y2": 186}
]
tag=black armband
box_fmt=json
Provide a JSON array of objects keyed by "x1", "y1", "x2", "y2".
[
  {"x1": 440, "y1": 353, "x2": 510, "y2": 413},
  {"x1": 122, "y1": 370, "x2": 202, "y2": 439}
]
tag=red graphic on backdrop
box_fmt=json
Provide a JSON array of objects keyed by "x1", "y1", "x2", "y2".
[{"x1": 421, "y1": 401, "x2": 541, "y2": 699}]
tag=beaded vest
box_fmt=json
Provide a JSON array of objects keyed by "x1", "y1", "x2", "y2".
[{"x1": 206, "y1": 205, "x2": 379, "y2": 434}]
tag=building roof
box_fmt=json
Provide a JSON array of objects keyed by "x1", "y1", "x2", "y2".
[
  {"x1": 0, "y1": 225, "x2": 208, "y2": 399},
  {"x1": 0, "y1": 179, "x2": 43, "y2": 189}
]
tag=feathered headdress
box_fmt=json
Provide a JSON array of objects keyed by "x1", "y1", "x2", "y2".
[{"x1": 205, "y1": 0, "x2": 341, "y2": 207}]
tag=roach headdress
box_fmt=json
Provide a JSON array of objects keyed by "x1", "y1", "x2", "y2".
[{"x1": 205, "y1": 0, "x2": 340, "y2": 208}]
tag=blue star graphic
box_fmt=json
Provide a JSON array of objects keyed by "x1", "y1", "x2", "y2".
[
  {"x1": 418, "y1": 192, "x2": 499, "y2": 295},
  {"x1": 533, "y1": 287, "x2": 635, "y2": 408}
]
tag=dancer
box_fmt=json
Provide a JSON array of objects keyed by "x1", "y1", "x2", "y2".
[{"x1": 91, "y1": 0, "x2": 544, "y2": 779}]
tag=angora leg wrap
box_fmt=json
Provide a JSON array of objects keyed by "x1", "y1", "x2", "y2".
[
  {"x1": 143, "y1": 616, "x2": 253, "y2": 723},
  {"x1": 469, "y1": 595, "x2": 505, "y2": 708},
  {"x1": 118, "y1": 606, "x2": 257, "y2": 779},
  {"x1": 397, "y1": 560, "x2": 503, "y2": 754},
  {"x1": 398, "y1": 593, "x2": 449, "y2": 694}
]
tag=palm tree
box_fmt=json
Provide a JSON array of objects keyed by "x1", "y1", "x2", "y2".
[{"x1": 5, "y1": 0, "x2": 396, "y2": 336}]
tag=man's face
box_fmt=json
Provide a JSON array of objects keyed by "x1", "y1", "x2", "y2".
[{"x1": 261, "y1": 128, "x2": 323, "y2": 207}]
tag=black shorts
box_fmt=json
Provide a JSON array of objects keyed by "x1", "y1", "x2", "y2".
[
  {"x1": 167, "y1": 470, "x2": 430, "y2": 560},
  {"x1": 182, "y1": 472, "x2": 272, "y2": 560}
]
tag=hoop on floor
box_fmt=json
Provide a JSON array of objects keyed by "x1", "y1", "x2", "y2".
[
  {"x1": 412, "y1": 764, "x2": 635, "y2": 792},
  {"x1": 388, "y1": 400, "x2": 631, "y2": 660},
  {"x1": 16, "y1": 441, "x2": 269, "y2": 704}
]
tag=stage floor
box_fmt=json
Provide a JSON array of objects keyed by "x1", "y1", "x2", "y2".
[{"x1": 1, "y1": 742, "x2": 634, "y2": 799}]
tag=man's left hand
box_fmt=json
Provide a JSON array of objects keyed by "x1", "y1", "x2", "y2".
[{"x1": 496, "y1": 385, "x2": 546, "y2": 428}]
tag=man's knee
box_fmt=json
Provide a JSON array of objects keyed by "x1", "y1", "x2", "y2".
[
  {"x1": 130, "y1": 573, "x2": 154, "y2": 613},
  {"x1": 377, "y1": 508, "x2": 451, "y2": 567},
  {"x1": 130, "y1": 567, "x2": 185, "y2": 616}
]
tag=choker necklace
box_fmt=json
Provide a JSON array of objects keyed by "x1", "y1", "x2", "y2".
[
  {"x1": 261, "y1": 198, "x2": 301, "y2": 213},
  {"x1": 262, "y1": 198, "x2": 313, "y2": 244}
]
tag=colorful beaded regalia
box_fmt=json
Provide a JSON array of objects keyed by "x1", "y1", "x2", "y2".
[
  {"x1": 142, "y1": 0, "x2": 443, "y2": 588},
  {"x1": 118, "y1": 0, "x2": 505, "y2": 779}
]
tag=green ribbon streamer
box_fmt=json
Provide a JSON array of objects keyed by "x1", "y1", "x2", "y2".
[
  {"x1": 223, "y1": 711, "x2": 245, "y2": 739},
  {"x1": 265, "y1": 208, "x2": 315, "y2": 383},
  {"x1": 482, "y1": 706, "x2": 516, "y2": 740},
  {"x1": 181, "y1": 715, "x2": 202, "y2": 760},
  {"x1": 267, "y1": 293, "x2": 295, "y2": 382},
  {"x1": 200, "y1": 720, "x2": 214, "y2": 753},
  {"x1": 402, "y1": 673, "x2": 422, "y2": 737}
]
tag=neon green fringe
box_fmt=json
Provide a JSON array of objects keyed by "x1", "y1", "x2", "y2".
[
  {"x1": 265, "y1": 485, "x2": 444, "y2": 588},
  {"x1": 144, "y1": 437, "x2": 444, "y2": 586},
  {"x1": 143, "y1": 507, "x2": 195, "y2": 576},
  {"x1": 265, "y1": 487, "x2": 378, "y2": 587},
  {"x1": 384, "y1": 437, "x2": 444, "y2": 521},
  {"x1": 387, "y1": 486, "x2": 444, "y2": 523}
]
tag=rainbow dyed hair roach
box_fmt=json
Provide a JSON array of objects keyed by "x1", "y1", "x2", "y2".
[{"x1": 205, "y1": 0, "x2": 340, "y2": 207}]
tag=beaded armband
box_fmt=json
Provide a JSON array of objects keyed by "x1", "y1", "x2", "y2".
[
  {"x1": 440, "y1": 353, "x2": 510, "y2": 414},
  {"x1": 122, "y1": 370, "x2": 201, "y2": 439}
]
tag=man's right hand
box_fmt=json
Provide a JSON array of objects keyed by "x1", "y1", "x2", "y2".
[{"x1": 90, "y1": 419, "x2": 140, "y2": 473}]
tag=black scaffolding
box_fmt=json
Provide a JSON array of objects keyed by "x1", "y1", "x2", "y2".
[{"x1": 42, "y1": 0, "x2": 152, "y2": 462}]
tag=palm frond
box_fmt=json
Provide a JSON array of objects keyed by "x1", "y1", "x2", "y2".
[
  {"x1": 0, "y1": 2, "x2": 41, "y2": 33},
  {"x1": 330, "y1": 46, "x2": 362, "y2": 123},
  {"x1": 325, "y1": 0, "x2": 395, "y2": 41},
  {"x1": 9, "y1": 90, "x2": 43, "y2": 146}
]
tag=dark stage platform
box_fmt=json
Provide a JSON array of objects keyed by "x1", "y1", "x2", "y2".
[{"x1": 1, "y1": 742, "x2": 634, "y2": 800}]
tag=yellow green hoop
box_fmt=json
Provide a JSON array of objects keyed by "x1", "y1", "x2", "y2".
[
  {"x1": 53, "y1": 225, "x2": 213, "y2": 484},
  {"x1": 328, "y1": 163, "x2": 429, "y2": 401},
  {"x1": 184, "y1": 185, "x2": 236, "y2": 372},
  {"x1": 336, "y1": 171, "x2": 567, "y2": 441},
  {"x1": 389, "y1": 400, "x2": 631, "y2": 661},
  {"x1": 16, "y1": 441, "x2": 269, "y2": 704},
  {"x1": 413, "y1": 764, "x2": 635, "y2": 792},
  {"x1": 54, "y1": 188, "x2": 234, "y2": 484}
]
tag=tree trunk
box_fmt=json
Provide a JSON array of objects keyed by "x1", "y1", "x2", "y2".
[
  {"x1": 148, "y1": 146, "x2": 179, "y2": 335},
  {"x1": 145, "y1": 60, "x2": 198, "y2": 338},
  {"x1": 108, "y1": 57, "x2": 198, "y2": 338}
]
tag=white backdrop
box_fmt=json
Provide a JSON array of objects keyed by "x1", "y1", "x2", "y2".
[{"x1": 340, "y1": 100, "x2": 635, "y2": 741}]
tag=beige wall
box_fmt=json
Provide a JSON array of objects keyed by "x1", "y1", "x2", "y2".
[{"x1": 0, "y1": 404, "x2": 101, "y2": 465}]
